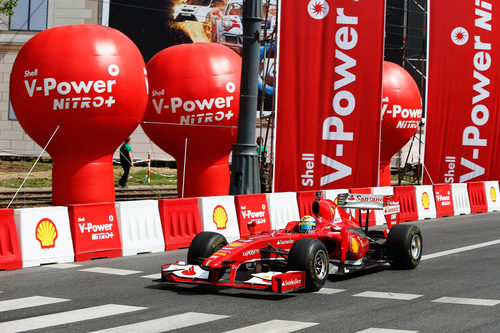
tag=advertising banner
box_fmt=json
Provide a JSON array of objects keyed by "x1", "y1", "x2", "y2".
[
  {"x1": 274, "y1": 0, "x2": 386, "y2": 192},
  {"x1": 424, "y1": 0, "x2": 500, "y2": 184}
]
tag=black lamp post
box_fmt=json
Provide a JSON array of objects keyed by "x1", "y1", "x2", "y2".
[{"x1": 229, "y1": 0, "x2": 263, "y2": 195}]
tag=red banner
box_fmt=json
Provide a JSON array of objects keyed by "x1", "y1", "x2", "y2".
[
  {"x1": 274, "y1": 0, "x2": 385, "y2": 192},
  {"x1": 425, "y1": 1, "x2": 500, "y2": 184}
]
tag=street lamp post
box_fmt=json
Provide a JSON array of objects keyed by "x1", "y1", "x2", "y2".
[{"x1": 229, "y1": 0, "x2": 263, "y2": 195}]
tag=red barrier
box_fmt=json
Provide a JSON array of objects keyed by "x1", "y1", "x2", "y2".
[
  {"x1": 433, "y1": 184, "x2": 454, "y2": 218},
  {"x1": 235, "y1": 194, "x2": 271, "y2": 237},
  {"x1": 68, "y1": 203, "x2": 122, "y2": 261},
  {"x1": 394, "y1": 186, "x2": 418, "y2": 222},
  {"x1": 468, "y1": 182, "x2": 487, "y2": 214},
  {"x1": 0, "y1": 209, "x2": 22, "y2": 270},
  {"x1": 158, "y1": 198, "x2": 203, "y2": 251},
  {"x1": 349, "y1": 188, "x2": 376, "y2": 226},
  {"x1": 296, "y1": 191, "x2": 317, "y2": 217}
]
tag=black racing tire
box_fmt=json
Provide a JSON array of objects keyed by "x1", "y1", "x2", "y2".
[
  {"x1": 187, "y1": 231, "x2": 228, "y2": 266},
  {"x1": 386, "y1": 224, "x2": 423, "y2": 269},
  {"x1": 287, "y1": 238, "x2": 329, "y2": 292}
]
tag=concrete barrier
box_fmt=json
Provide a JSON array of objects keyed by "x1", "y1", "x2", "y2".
[
  {"x1": 198, "y1": 195, "x2": 240, "y2": 242},
  {"x1": 394, "y1": 186, "x2": 418, "y2": 222},
  {"x1": 266, "y1": 192, "x2": 300, "y2": 230},
  {"x1": 451, "y1": 183, "x2": 471, "y2": 215},
  {"x1": 115, "y1": 200, "x2": 165, "y2": 256},
  {"x1": 483, "y1": 181, "x2": 500, "y2": 212},
  {"x1": 414, "y1": 185, "x2": 437, "y2": 220},
  {"x1": 14, "y1": 207, "x2": 74, "y2": 267},
  {"x1": 467, "y1": 182, "x2": 487, "y2": 214}
]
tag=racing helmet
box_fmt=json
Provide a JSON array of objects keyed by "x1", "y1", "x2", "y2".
[{"x1": 299, "y1": 215, "x2": 317, "y2": 233}]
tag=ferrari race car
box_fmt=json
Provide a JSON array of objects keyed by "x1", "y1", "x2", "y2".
[{"x1": 158, "y1": 193, "x2": 423, "y2": 293}]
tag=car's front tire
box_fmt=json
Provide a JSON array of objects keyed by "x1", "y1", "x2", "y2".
[{"x1": 287, "y1": 238, "x2": 329, "y2": 291}]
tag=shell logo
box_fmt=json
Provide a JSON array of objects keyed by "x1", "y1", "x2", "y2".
[
  {"x1": 350, "y1": 237, "x2": 359, "y2": 254},
  {"x1": 422, "y1": 192, "x2": 430, "y2": 210},
  {"x1": 491, "y1": 187, "x2": 497, "y2": 202},
  {"x1": 213, "y1": 205, "x2": 228, "y2": 230},
  {"x1": 35, "y1": 218, "x2": 58, "y2": 249}
]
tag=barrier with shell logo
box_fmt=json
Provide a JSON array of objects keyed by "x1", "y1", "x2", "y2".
[
  {"x1": 483, "y1": 181, "x2": 500, "y2": 212},
  {"x1": 265, "y1": 192, "x2": 300, "y2": 230},
  {"x1": 68, "y1": 203, "x2": 122, "y2": 261},
  {"x1": 14, "y1": 207, "x2": 74, "y2": 268},
  {"x1": 414, "y1": 185, "x2": 437, "y2": 220},
  {"x1": 115, "y1": 200, "x2": 165, "y2": 256},
  {"x1": 198, "y1": 195, "x2": 240, "y2": 242},
  {"x1": 0, "y1": 209, "x2": 22, "y2": 270},
  {"x1": 451, "y1": 183, "x2": 471, "y2": 215}
]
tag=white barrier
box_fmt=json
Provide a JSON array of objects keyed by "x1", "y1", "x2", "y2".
[
  {"x1": 414, "y1": 185, "x2": 437, "y2": 220},
  {"x1": 371, "y1": 187, "x2": 394, "y2": 225},
  {"x1": 451, "y1": 183, "x2": 471, "y2": 215},
  {"x1": 266, "y1": 192, "x2": 300, "y2": 230},
  {"x1": 198, "y1": 195, "x2": 240, "y2": 242},
  {"x1": 14, "y1": 207, "x2": 74, "y2": 268},
  {"x1": 115, "y1": 200, "x2": 165, "y2": 256},
  {"x1": 483, "y1": 181, "x2": 500, "y2": 212}
]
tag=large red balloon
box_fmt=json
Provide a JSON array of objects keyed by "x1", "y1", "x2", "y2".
[
  {"x1": 380, "y1": 61, "x2": 422, "y2": 185},
  {"x1": 142, "y1": 43, "x2": 241, "y2": 197},
  {"x1": 10, "y1": 25, "x2": 148, "y2": 205}
]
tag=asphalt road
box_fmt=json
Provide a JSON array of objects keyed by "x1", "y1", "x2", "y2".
[{"x1": 1, "y1": 212, "x2": 499, "y2": 332}]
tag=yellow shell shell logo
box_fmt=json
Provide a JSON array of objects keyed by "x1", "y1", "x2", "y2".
[
  {"x1": 491, "y1": 187, "x2": 497, "y2": 202},
  {"x1": 351, "y1": 237, "x2": 359, "y2": 254},
  {"x1": 35, "y1": 218, "x2": 58, "y2": 249},
  {"x1": 213, "y1": 205, "x2": 228, "y2": 230},
  {"x1": 422, "y1": 192, "x2": 430, "y2": 210}
]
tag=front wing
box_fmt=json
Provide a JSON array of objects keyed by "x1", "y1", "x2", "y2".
[{"x1": 159, "y1": 261, "x2": 305, "y2": 293}]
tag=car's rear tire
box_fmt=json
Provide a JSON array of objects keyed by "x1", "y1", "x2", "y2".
[
  {"x1": 287, "y1": 238, "x2": 329, "y2": 291},
  {"x1": 386, "y1": 224, "x2": 422, "y2": 269}
]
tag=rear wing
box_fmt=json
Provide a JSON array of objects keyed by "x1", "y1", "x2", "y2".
[{"x1": 337, "y1": 193, "x2": 400, "y2": 230}]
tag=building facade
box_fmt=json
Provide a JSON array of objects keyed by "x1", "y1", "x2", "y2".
[{"x1": 0, "y1": 0, "x2": 171, "y2": 162}]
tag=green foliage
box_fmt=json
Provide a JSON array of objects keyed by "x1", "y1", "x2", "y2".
[{"x1": 0, "y1": 0, "x2": 18, "y2": 17}]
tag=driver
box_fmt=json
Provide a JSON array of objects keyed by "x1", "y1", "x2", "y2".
[{"x1": 298, "y1": 215, "x2": 317, "y2": 233}]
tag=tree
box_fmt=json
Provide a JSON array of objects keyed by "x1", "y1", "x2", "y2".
[{"x1": 0, "y1": 0, "x2": 18, "y2": 17}]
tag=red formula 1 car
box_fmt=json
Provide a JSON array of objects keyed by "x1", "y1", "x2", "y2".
[{"x1": 158, "y1": 193, "x2": 423, "y2": 293}]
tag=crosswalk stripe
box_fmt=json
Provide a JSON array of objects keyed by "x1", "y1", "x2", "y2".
[
  {"x1": 91, "y1": 312, "x2": 229, "y2": 332},
  {"x1": 80, "y1": 267, "x2": 142, "y2": 275},
  {"x1": 356, "y1": 328, "x2": 418, "y2": 333},
  {"x1": 223, "y1": 319, "x2": 318, "y2": 333},
  {"x1": 314, "y1": 288, "x2": 346, "y2": 295},
  {"x1": 432, "y1": 296, "x2": 500, "y2": 306},
  {"x1": 0, "y1": 296, "x2": 70, "y2": 312},
  {"x1": 0, "y1": 304, "x2": 146, "y2": 333},
  {"x1": 353, "y1": 291, "x2": 423, "y2": 300}
]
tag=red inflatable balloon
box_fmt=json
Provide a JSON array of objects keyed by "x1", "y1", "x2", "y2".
[
  {"x1": 142, "y1": 43, "x2": 241, "y2": 197},
  {"x1": 10, "y1": 25, "x2": 148, "y2": 205},
  {"x1": 380, "y1": 61, "x2": 422, "y2": 185}
]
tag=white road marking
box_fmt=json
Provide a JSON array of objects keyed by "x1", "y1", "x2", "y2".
[
  {"x1": 432, "y1": 297, "x2": 500, "y2": 306},
  {"x1": 223, "y1": 319, "x2": 318, "y2": 332},
  {"x1": 314, "y1": 288, "x2": 346, "y2": 295},
  {"x1": 45, "y1": 263, "x2": 82, "y2": 269},
  {"x1": 141, "y1": 273, "x2": 161, "y2": 279},
  {"x1": 422, "y1": 239, "x2": 500, "y2": 260},
  {"x1": 80, "y1": 267, "x2": 142, "y2": 275},
  {"x1": 0, "y1": 296, "x2": 69, "y2": 312},
  {"x1": 356, "y1": 329, "x2": 418, "y2": 333},
  {"x1": 0, "y1": 304, "x2": 146, "y2": 333},
  {"x1": 91, "y1": 312, "x2": 229, "y2": 332},
  {"x1": 353, "y1": 291, "x2": 423, "y2": 300}
]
